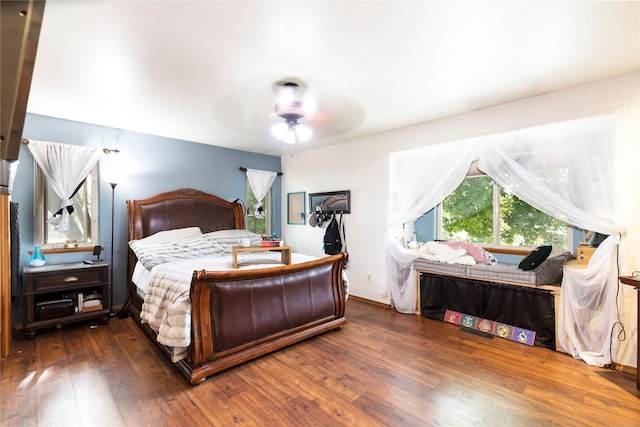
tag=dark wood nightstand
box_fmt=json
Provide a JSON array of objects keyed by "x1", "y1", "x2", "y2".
[
  {"x1": 23, "y1": 261, "x2": 111, "y2": 338},
  {"x1": 619, "y1": 275, "x2": 639, "y2": 390}
]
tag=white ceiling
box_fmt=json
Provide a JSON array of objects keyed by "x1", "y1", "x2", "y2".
[{"x1": 27, "y1": 1, "x2": 639, "y2": 157}]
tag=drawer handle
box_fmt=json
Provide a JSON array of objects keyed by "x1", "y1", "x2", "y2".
[{"x1": 63, "y1": 276, "x2": 79, "y2": 283}]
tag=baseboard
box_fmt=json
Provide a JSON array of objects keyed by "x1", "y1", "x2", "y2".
[
  {"x1": 613, "y1": 362, "x2": 637, "y2": 377},
  {"x1": 348, "y1": 295, "x2": 391, "y2": 309}
]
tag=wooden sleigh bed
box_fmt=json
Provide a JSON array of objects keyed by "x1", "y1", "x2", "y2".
[{"x1": 126, "y1": 188, "x2": 348, "y2": 385}]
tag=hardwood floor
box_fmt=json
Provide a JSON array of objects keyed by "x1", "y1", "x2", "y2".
[{"x1": 1, "y1": 299, "x2": 638, "y2": 426}]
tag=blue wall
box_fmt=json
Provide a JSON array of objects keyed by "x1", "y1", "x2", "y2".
[{"x1": 12, "y1": 114, "x2": 281, "y2": 322}]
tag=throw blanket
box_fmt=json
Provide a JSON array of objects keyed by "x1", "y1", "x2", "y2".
[
  {"x1": 419, "y1": 241, "x2": 476, "y2": 265},
  {"x1": 138, "y1": 252, "x2": 348, "y2": 363},
  {"x1": 418, "y1": 241, "x2": 497, "y2": 265}
]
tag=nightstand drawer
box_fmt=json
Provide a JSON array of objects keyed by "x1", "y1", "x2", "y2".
[{"x1": 33, "y1": 268, "x2": 105, "y2": 291}]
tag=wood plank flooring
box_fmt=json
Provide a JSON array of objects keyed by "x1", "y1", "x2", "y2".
[{"x1": 1, "y1": 299, "x2": 639, "y2": 426}]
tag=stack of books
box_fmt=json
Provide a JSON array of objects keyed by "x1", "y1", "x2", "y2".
[
  {"x1": 260, "y1": 240, "x2": 282, "y2": 247},
  {"x1": 73, "y1": 291, "x2": 103, "y2": 313}
]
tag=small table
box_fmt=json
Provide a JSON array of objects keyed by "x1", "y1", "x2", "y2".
[
  {"x1": 232, "y1": 245, "x2": 292, "y2": 269},
  {"x1": 619, "y1": 275, "x2": 640, "y2": 391}
]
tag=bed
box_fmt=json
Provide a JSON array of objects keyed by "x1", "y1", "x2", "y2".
[
  {"x1": 126, "y1": 188, "x2": 348, "y2": 385},
  {"x1": 413, "y1": 241, "x2": 571, "y2": 350}
]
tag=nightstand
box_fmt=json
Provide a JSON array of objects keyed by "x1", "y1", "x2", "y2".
[
  {"x1": 619, "y1": 275, "x2": 640, "y2": 390},
  {"x1": 23, "y1": 261, "x2": 111, "y2": 338}
]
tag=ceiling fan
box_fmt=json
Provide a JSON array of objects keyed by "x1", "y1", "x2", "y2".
[
  {"x1": 270, "y1": 81, "x2": 314, "y2": 146},
  {"x1": 210, "y1": 76, "x2": 364, "y2": 153}
]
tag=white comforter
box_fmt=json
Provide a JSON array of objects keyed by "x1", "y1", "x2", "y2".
[
  {"x1": 136, "y1": 252, "x2": 348, "y2": 362},
  {"x1": 418, "y1": 241, "x2": 477, "y2": 265}
]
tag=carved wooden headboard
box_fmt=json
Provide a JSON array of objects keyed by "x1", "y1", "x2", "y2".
[
  {"x1": 125, "y1": 188, "x2": 245, "y2": 295},
  {"x1": 127, "y1": 188, "x2": 245, "y2": 240}
]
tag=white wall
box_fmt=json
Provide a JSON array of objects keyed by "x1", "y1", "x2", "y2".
[{"x1": 281, "y1": 72, "x2": 639, "y2": 367}]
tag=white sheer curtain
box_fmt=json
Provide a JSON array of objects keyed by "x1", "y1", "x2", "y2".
[
  {"x1": 246, "y1": 168, "x2": 277, "y2": 218},
  {"x1": 385, "y1": 111, "x2": 629, "y2": 366},
  {"x1": 476, "y1": 113, "x2": 624, "y2": 234},
  {"x1": 476, "y1": 112, "x2": 627, "y2": 366},
  {"x1": 246, "y1": 169, "x2": 277, "y2": 202},
  {"x1": 384, "y1": 139, "x2": 478, "y2": 313},
  {"x1": 28, "y1": 140, "x2": 101, "y2": 232}
]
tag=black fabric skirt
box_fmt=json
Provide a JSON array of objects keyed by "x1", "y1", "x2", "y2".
[{"x1": 420, "y1": 273, "x2": 555, "y2": 350}]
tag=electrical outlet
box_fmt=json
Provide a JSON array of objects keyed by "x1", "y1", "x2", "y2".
[{"x1": 367, "y1": 274, "x2": 372, "y2": 282}]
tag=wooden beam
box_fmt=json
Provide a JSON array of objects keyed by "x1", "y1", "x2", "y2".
[
  {"x1": 0, "y1": 0, "x2": 45, "y2": 161},
  {"x1": 0, "y1": 0, "x2": 45, "y2": 357},
  {"x1": 0, "y1": 195, "x2": 10, "y2": 357}
]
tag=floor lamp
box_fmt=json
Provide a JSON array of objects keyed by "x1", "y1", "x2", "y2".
[{"x1": 108, "y1": 181, "x2": 117, "y2": 316}]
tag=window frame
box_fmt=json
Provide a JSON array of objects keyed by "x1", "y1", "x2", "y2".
[
  {"x1": 34, "y1": 163, "x2": 100, "y2": 250},
  {"x1": 245, "y1": 180, "x2": 272, "y2": 236},
  {"x1": 437, "y1": 175, "x2": 572, "y2": 253}
]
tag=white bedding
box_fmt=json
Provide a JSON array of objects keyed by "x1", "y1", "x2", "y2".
[
  {"x1": 418, "y1": 241, "x2": 476, "y2": 265},
  {"x1": 134, "y1": 252, "x2": 349, "y2": 363},
  {"x1": 417, "y1": 241, "x2": 498, "y2": 265}
]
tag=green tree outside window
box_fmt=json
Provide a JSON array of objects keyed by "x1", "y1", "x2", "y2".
[
  {"x1": 245, "y1": 181, "x2": 270, "y2": 235},
  {"x1": 442, "y1": 176, "x2": 567, "y2": 247}
]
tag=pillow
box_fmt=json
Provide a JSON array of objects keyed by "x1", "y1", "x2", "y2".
[
  {"x1": 535, "y1": 252, "x2": 572, "y2": 285},
  {"x1": 129, "y1": 226, "x2": 202, "y2": 247},
  {"x1": 548, "y1": 245, "x2": 567, "y2": 259},
  {"x1": 130, "y1": 233, "x2": 225, "y2": 270},
  {"x1": 205, "y1": 229, "x2": 263, "y2": 253},
  {"x1": 482, "y1": 249, "x2": 498, "y2": 265},
  {"x1": 519, "y1": 245, "x2": 552, "y2": 271}
]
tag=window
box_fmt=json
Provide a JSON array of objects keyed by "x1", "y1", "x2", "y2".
[
  {"x1": 439, "y1": 175, "x2": 568, "y2": 248},
  {"x1": 34, "y1": 164, "x2": 99, "y2": 248},
  {"x1": 245, "y1": 180, "x2": 271, "y2": 235}
]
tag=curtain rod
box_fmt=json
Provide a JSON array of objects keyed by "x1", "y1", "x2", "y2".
[
  {"x1": 239, "y1": 167, "x2": 282, "y2": 176},
  {"x1": 21, "y1": 138, "x2": 29, "y2": 145}
]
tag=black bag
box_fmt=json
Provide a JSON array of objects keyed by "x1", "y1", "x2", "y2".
[
  {"x1": 323, "y1": 214, "x2": 342, "y2": 255},
  {"x1": 589, "y1": 232, "x2": 608, "y2": 247},
  {"x1": 518, "y1": 245, "x2": 552, "y2": 271},
  {"x1": 35, "y1": 298, "x2": 75, "y2": 320}
]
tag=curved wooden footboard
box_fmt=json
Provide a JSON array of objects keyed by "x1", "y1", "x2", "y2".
[
  {"x1": 180, "y1": 252, "x2": 347, "y2": 385},
  {"x1": 126, "y1": 189, "x2": 348, "y2": 385}
]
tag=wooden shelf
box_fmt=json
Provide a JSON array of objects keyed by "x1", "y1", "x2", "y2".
[{"x1": 619, "y1": 276, "x2": 640, "y2": 288}]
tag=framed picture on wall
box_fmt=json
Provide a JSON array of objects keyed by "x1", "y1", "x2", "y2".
[
  {"x1": 308, "y1": 190, "x2": 350, "y2": 214},
  {"x1": 287, "y1": 192, "x2": 306, "y2": 225}
]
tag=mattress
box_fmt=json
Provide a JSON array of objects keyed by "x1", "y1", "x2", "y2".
[
  {"x1": 412, "y1": 259, "x2": 468, "y2": 276},
  {"x1": 465, "y1": 263, "x2": 537, "y2": 285},
  {"x1": 413, "y1": 259, "x2": 537, "y2": 286}
]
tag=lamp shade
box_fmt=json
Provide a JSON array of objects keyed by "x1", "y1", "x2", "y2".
[
  {"x1": 296, "y1": 124, "x2": 312, "y2": 141},
  {"x1": 271, "y1": 122, "x2": 312, "y2": 144},
  {"x1": 271, "y1": 123, "x2": 289, "y2": 140},
  {"x1": 283, "y1": 127, "x2": 297, "y2": 145},
  {"x1": 101, "y1": 170, "x2": 124, "y2": 186}
]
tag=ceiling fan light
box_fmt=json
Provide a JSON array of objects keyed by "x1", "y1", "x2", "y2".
[
  {"x1": 296, "y1": 124, "x2": 312, "y2": 141},
  {"x1": 271, "y1": 122, "x2": 288, "y2": 139},
  {"x1": 283, "y1": 126, "x2": 297, "y2": 144}
]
